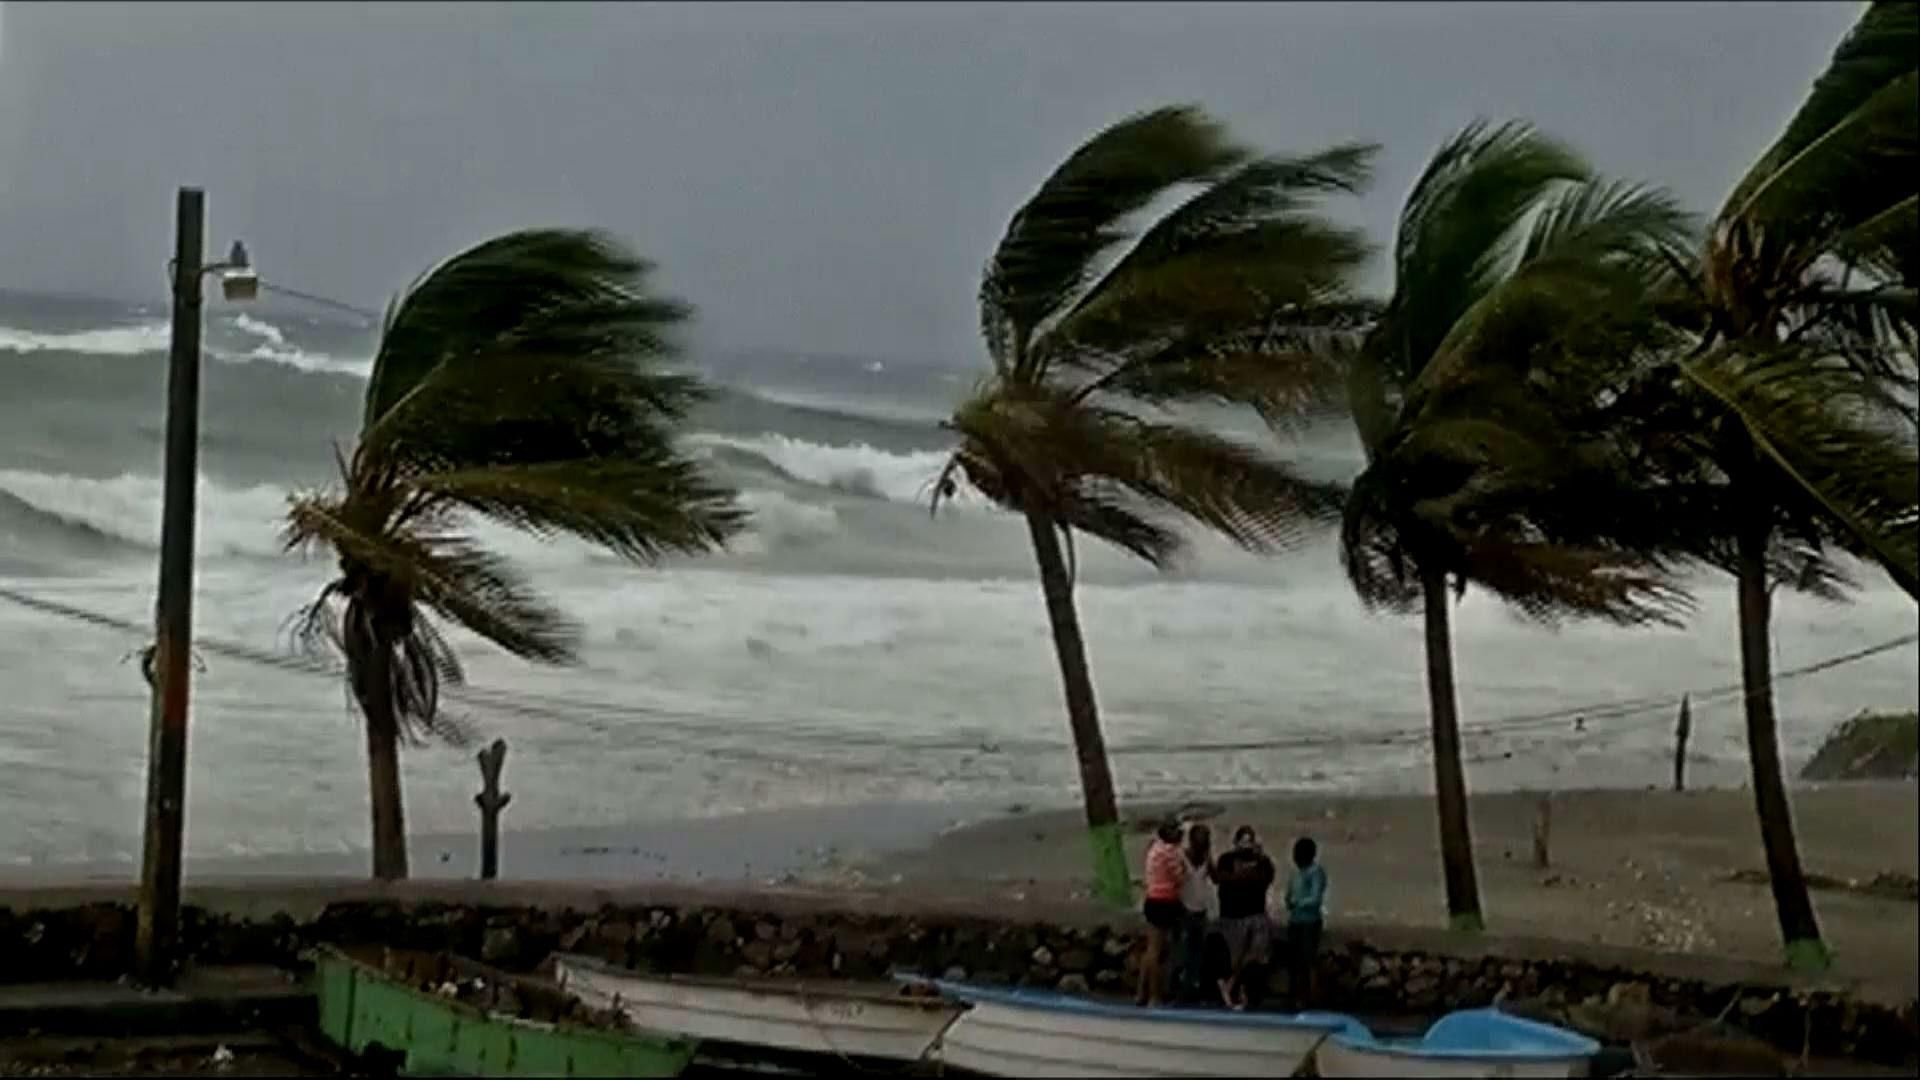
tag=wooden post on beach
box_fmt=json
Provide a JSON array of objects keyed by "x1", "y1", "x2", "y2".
[
  {"x1": 475, "y1": 739, "x2": 511, "y2": 880},
  {"x1": 1531, "y1": 793, "x2": 1551, "y2": 869},
  {"x1": 1673, "y1": 694, "x2": 1692, "y2": 792}
]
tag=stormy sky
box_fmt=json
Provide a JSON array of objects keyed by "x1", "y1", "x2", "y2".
[{"x1": 0, "y1": 1, "x2": 1860, "y2": 366}]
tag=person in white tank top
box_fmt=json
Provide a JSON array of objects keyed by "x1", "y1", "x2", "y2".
[{"x1": 1174, "y1": 823, "x2": 1215, "y2": 1003}]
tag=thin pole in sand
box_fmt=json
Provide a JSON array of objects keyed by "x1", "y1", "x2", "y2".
[
  {"x1": 1673, "y1": 694, "x2": 1692, "y2": 792},
  {"x1": 476, "y1": 739, "x2": 512, "y2": 881}
]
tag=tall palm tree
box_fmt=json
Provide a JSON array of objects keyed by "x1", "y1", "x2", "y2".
[
  {"x1": 1630, "y1": 0, "x2": 1918, "y2": 969},
  {"x1": 285, "y1": 230, "x2": 746, "y2": 880},
  {"x1": 932, "y1": 106, "x2": 1374, "y2": 905},
  {"x1": 1341, "y1": 121, "x2": 1697, "y2": 931}
]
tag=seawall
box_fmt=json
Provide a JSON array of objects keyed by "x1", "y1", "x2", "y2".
[{"x1": 1, "y1": 881, "x2": 1913, "y2": 1067}]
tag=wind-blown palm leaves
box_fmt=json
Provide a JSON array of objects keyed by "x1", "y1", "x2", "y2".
[
  {"x1": 1341, "y1": 120, "x2": 1697, "y2": 931},
  {"x1": 284, "y1": 230, "x2": 746, "y2": 880},
  {"x1": 1639, "y1": 0, "x2": 1919, "y2": 969},
  {"x1": 931, "y1": 105, "x2": 1374, "y2": 905}
]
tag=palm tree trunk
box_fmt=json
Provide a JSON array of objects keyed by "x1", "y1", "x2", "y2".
[
  {"x1": 358, "y1": 644, "x2": 410, "y2": 881},
  {"x1": 1024, "y1": 509, "x2": 1130, "y2": 908},
  {"x1": 1421, "y1": 566, "x2": 1483, "y2": 932},
  {"x1": 1734, "y1": 501, "x2": 1827, "y2": 969}
]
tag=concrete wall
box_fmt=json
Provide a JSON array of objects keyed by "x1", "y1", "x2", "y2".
[{"x1": 1, "y1": 891, "x2": 1913, "y2": 1067}]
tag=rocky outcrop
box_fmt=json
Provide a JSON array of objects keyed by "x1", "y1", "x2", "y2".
[
  {"x1": 1802, "y1": 710, "x2": 1918, "y2": 781},
  {"x1": 0, "y1": 897, "x2": 1913, "y2": 1067}
]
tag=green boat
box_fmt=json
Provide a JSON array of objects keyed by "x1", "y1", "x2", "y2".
[{"x1": 310, "y1": 945, "x2": 697, "y2": 1077}]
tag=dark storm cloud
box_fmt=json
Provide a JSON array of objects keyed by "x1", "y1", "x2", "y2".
[{"x1": 0, "y1": 1, "x2": 1859, "y2": 365}]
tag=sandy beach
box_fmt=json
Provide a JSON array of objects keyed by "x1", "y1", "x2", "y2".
[
  {"x1": 847, "y1": 782, "x2": 1920, "y2": 998},
  {"x1": 8, "y1": 781, "x2": 1913, "y2": 999}
]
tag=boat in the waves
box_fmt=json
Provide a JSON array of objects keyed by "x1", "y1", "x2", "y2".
[
  {"x1": 311, "y1": 945, "x2": 697, "y2": 1077},
  {"x1": 553, "y1": 952, "x2": 962, "y2": 1068},
  {"x1": 1303, "y1": 1007, "x2": 1602, "y2": 1078},
  {"x1": 903, "y1": 976, "x2": 1341, "y2": 1078}
]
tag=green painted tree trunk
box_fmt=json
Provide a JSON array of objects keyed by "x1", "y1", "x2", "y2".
[
  {"x1": 1025, "y1": 510, "x2": 1131, "y2": 908},
  {"x1": 1734, "y1": 490, "x2": 1828, "y2": 970},
  {"x1": 1422, "y1": 566, "x2": 1484, "y2": 932},
  {"x1": 358, "y1": 645, "x2": 410, "y2": 881}
]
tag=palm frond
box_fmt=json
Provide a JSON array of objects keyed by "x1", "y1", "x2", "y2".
[
  {"x1": 1054, "y1": 145, "x2": 1376, "y2": 333},
  {"x1": 1042, "y1": 217, "x2": 1372, "y2": 367},
  {"x1": 362, "y1": 229, "x2": 689, "y2": 430},
  {"x1": 1832, "y1": 192, "x2": 1917, "y2": 284},
  {"x1": 357, "y1": 349, "x2": 705, "y2": 479},
  {"x1": 407, "y1": 456, "x2": 748, "y2": 562},
  {"x1": 1076, "y1": 330, "x2": 1351, "y2": 430},
  {"x1": 1338, "y1": 468, "x2": 1423, "y2": 613},
  {"x1": 946, "y1": 385, "x2": 1345, "y2": 562},
  {"x1": 980, "y1": 105, "x2": 1245, "y2": 368},
  {"x1": 1379, "y1": 120, "x2": 1590, "y2": 381},
  {"x1": 286, "y1": 494, "x2": 579, "y2": 664},
  {"x1": 1724, "y1": 1, "x2": 1918, "y2": 232},
  {"x1": 1051, "y1": 486, "x2": 1185, "y2": 567},
  {"x1": 1683, "y1": 346, "x2": 1920, "y2": 597},
  {"x1": 1453, "y1": 538, "x2": 1692, "y2": 627}
]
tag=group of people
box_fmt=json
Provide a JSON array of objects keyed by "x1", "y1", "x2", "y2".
[{"x1": 1138, "y1": 820, "x2": 1326, "y2": 1010}]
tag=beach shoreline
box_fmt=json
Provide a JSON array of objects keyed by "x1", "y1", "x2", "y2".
[{"x1": 5, "y1": 781, "x2": 1913, "y2": 998}]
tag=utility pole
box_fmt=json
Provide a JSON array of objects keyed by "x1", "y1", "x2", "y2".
[{"x1": 135, "y1": 188, "x2": 205, "y2": 988}]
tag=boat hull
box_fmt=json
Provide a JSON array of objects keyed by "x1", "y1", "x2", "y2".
[
  {"x1": 922, "y1": 981, "x2": 1335, "y2": 1078},
  {"x1": 1315, "y1": 1041, "x2": 1591, "y2": 1078},
  {"x1": 1304, "y1": 1008, "x2": 1598, "y2": 1080},
  {"x1": 554, "y1": 954, "x2": 961, "y2": 1065},
  {"x1": 312, "y1": 948, "x2": 695, "y2": 1078}
]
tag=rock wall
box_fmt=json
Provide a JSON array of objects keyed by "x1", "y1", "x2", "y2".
[{"x1": 1, "y1": 897, "x2": 1913, "y2": 1067}]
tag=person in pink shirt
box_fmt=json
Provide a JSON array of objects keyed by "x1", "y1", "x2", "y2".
[{"x1": 1137, "y1": 820, "x2": 1187, "y2": 1006}]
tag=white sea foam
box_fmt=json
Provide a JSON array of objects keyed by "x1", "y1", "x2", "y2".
[
  {"x1": 0, "y1": 468, "x2": 291, "y2": 557},
  {"x1": 221, "y1": 313, "x2": 371, "y2": 376},
  {"x1": 688, "y1": 432, "x2": 972, "y2": 506},
  {"x1": 0, "y1": 320, "x2": 170, "y2": 356}
]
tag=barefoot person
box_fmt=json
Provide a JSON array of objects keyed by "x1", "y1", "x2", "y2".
[
  {"x1": 1212, "y1": 825, "x2": 1275, "y2": 1009},
  {"x1": 1137, "y1": 821, "x2": 1187, "y2": 1006},
  {"x1": 1174, "y1": 823, "x2": 1214, "y2": 1003},
  {"x1": 1285, "y1": 835, "x2": 1328, "y2": 1007}
]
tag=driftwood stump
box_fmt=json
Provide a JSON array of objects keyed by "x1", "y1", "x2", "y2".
[{"x1": 475, "y1": 739, "x2": 511, "y2": 881}]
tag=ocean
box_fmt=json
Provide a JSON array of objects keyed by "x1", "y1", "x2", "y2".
[{"x1": 1, "y1": 288, "x2": 1915, "y2": 869}]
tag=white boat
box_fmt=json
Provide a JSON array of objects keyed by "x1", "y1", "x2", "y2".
[
  {"x1": 910, "y1": 977, "x2": 1342, "y2": 1078},
  {"x1": 1304, "y1": 1008, "x2": 1601, "y2": 1078},
  {"x1": 552, "y1": 953, "x2": 963, "y2": 1066}
]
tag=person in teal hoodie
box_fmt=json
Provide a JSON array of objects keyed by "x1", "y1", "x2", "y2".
[{"x1": 1284, "y1": 836, "x2": 1327, "y2": 1006}]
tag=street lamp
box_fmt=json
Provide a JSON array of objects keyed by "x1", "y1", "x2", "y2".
[
  {"x1": 134, "y1": 188, "x2": 255, "y2": 988},
  {"x1": 211, "y1": 241, "x2": 259, "y2": 302}
]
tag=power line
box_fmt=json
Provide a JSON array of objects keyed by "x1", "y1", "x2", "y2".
[
  {"x1": 2, "y1": 579, "x2": 1912, "y2": 762},
  {"x1": 254, "y1": 280, "x2": 383, "y2": 324}
]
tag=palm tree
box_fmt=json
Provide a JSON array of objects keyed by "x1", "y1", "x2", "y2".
[
  {"x1": 1340, "y1": 121, "x2": 1697, "y2": 931},
  {"x1": 285, "y1": 230, "x2": 746, "y2": 880},
  {"x1": 931, "y1": 106, "x2": 1375, "y2": 905},
  {"x1": 1630, "y1": 1, "x2": 1918, "y2": 968}
]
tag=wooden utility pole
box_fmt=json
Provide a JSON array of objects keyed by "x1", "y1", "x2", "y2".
[
  {"x1": 1673, "y1": 694, "x2": 1692, "y2": 792},
  {"x1": 475, "y1": 739, "x2": 511, "y2": 881},
  {"x1": 135, "y1": 188, "x2": 205, "y2": 988}
]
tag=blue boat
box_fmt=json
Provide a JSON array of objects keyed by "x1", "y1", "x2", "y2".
[{"x1": 1303, "y1": 1007, "x2": 1601, "y2": 1078}]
